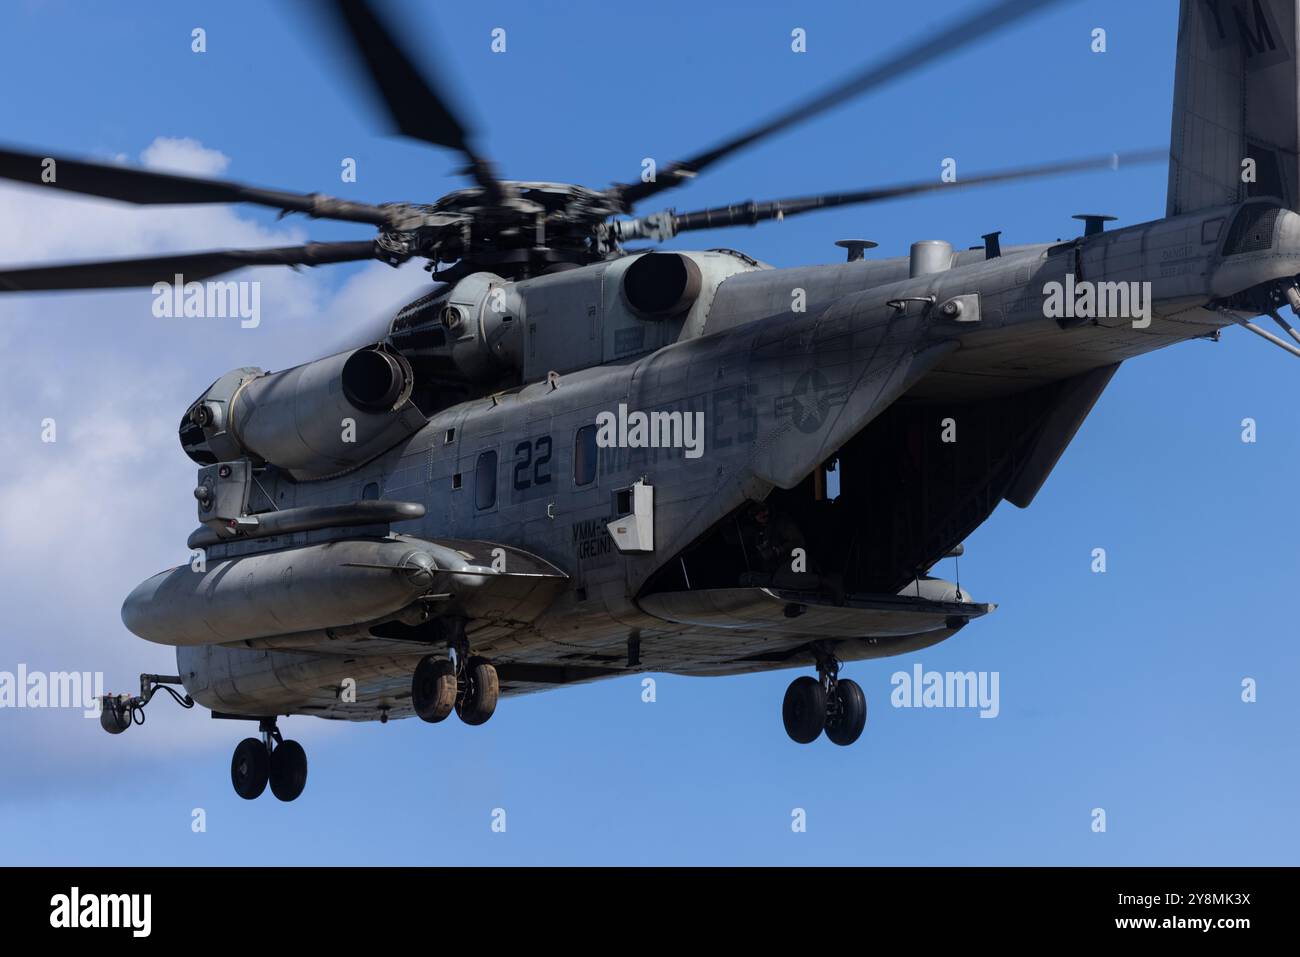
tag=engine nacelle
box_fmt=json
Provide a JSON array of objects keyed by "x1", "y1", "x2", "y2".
[
  {"x1": 444, "y1": 272, "x2": 524, "y2": 377},
  {"x1": 387, "y1": 272, "x2": 523, "y2": 382},
  {"x1": 179, "y1": 343, "x2": 427, "y2": 479}
]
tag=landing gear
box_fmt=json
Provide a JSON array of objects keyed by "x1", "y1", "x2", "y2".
[
  {"x1": 412, "y1": 655, "x2": 457, "y2": 723},
  {"x1": 781, "y1": 651, "x2": 867, "y2": 746},
  {"x1": 269, "y1": 739, "x2": 308, "y2": 802},
  {"x1": 455, "y1": 656, "x2": 499, "y2": 726},
  {"x1": 825, "y1": 677, "x2": 867, "y2": 746},
  {"x1": 231, "y1": 737, "x2": 269, "y2": 800},
  {"x1": 414, "y1": 635, "x2": 499, "y2": 726},
  {"x1": 230, "y1": 718, "x2": 308, "y2": 802},
  {"x1": 782, "y1": 677, "x2": 826, "y2": 744}
]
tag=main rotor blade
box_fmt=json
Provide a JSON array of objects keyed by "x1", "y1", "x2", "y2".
[
  {"x1": 0, "y1": 145, "x2": 395, "y2": 226},
  {"x1": 619, "y1": 150, "x2": 1165, "y2": 240},
  {"x1": 322, "y1": 0, "x2": 503, "y2": 201},
  {"x1": 0, "y1": 240, "x2": 380, "y2": 292},
  {"x1": 612, "y1": 0, "x2": 1072, "y2": 208}
]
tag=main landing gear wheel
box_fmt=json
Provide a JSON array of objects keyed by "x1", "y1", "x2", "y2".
[
  {"x1": 782, "y1": 676, "x2": 826, "y2": 744},
  {"x1": 824, "y1": 678, "x2": 867, "y2": 747},
  {"x1": 412, "y1": 654, "x2": 457, "y2": 723},
  {"x1": 782, "y1": 652, "x2": 868, "y2": 746},
  {"x1": 456, "y1": 656, "x2": 499, "y2": 726},
  {"x1": 231, "y1": 737, "x2": 269, "y2": 800},
  {"x1": 269, "y1": 739, "x2": 308, "y2": 802},
  {"x1": 229, "y1": 718, "x2": 309, "y2": 802}
]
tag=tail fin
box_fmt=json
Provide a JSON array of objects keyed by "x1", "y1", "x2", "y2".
[{"x1": 1167, "y1": 0, "x2": 1300, "y2": 216}]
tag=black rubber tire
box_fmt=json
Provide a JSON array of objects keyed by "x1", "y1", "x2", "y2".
[
  {"x1": 413, "y1": 655, "x2": 457, "y2": 723},
  {"x1": 269, "y1": 739, "x2": 308, "y2": 802},
  {"x1": 782, "y1": 676, "x2": 826, "y2": 744},
  {"x1": 825, "y1": 678, "x2": 867, "y2": 747},
  {"x1": 456, "y1": 657, "x2": 499, "y2": 726},
  {"x1": 231, "y1": 737, "x2": 269, "y2": 800}
]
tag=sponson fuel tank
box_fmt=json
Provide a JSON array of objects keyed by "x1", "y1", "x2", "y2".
[{"x1": 121, "y1": 538, "x2": 450, "y2": 646}]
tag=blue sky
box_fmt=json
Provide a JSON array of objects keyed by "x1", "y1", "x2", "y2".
[{"x1": 0, "y1": 0, "x2": 1296, "y2": 865}]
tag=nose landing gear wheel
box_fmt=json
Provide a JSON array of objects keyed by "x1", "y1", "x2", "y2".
[
  {"x1": 413, "y1": 655, "x2": 457, "y2": 723},
  {"x1": 269, "y1": 739, "x2": 308, "y2": 802},
  {"x1": 456, "y1": 656, "x2": 499, "y2": 726},
  {"x1": 782, "y1": 676, "x2": 827, "y2": 743},
  {"x1": 231, "y1": 737, "x2": 269, "y2": 800},
  {"x1": 824, "y1": 678, "x2": 867, "y2": 746}
]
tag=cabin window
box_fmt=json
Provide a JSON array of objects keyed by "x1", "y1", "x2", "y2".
[
  {"x1": 574, "y1": 425, "x2": 598, "y2": 486},
  {"x1": 475, "y1": 451, "x2": 497, "y2": 510},
  {"x1": 362, "y1": 482, "x2": 380, "y2": 500},
  {"x1": 1201, "y1": 217, "x2": 1224, "y2": 245}
]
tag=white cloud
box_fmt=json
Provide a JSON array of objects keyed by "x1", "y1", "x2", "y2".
[{"x1": 139, "y1": 137, "x2": 231, "y2": 177}]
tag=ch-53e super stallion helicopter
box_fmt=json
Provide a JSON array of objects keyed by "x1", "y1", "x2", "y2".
[{"x1": 3, "y1": 0, "x2": 1298, "y2": 802}]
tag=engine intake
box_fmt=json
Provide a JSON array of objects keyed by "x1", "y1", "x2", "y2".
[
  {"x1": 342, "y1": 346, "x2": 408, "y2": 413},
  {"x1": 180, "y1": 343, "x2": 426, "y2": 479}
]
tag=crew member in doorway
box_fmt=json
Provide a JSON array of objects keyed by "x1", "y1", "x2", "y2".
[{"x1": 750, "y1": 502, "x2": 806, "y2": 580}]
